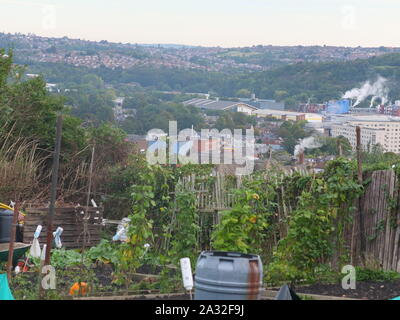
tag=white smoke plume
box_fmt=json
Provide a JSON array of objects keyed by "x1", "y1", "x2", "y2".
[
  {"x1": 343, "y1": 76, "x2": 389, "y2": 108},
  {"x1": 294, "y1": 137, "x2": 322, "y2": 156}
]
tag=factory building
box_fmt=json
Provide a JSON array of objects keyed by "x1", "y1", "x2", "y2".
[
  {"x1": 239, "y1": 96, "x2": 285, "y2": 111},
  {"x1": 183, "y1": 98, "x2": 258, "y2": 115},
  {"x1": 253, "y1": 109, "x2": 323, "y2": 123}
]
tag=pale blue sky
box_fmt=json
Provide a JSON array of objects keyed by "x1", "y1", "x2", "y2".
[{"x1": 0, "y1": 0, "x2": 399, "y2": 47}]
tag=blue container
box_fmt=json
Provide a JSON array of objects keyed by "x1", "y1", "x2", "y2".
[
  {"x1": 327, "y1": 99, "x2": 350, "y2": 114},
  {"x1": 194, "y1": 251, "x2": 263, "y2": 300}
]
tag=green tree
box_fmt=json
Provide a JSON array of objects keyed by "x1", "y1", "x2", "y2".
[
  {"x1": 0, "y1": 50, "x2": 85, "y2": 151},
  {"x1": 274, "y1": 90, "x2": 289, "y2": 101},
  {"x1": 308, "y1": 136, "x2": 352, "y2": 157},
  {"x1": 278, "y1": 120, "x2": 309, "y2": 155},
  {"x1": 235, "y1": 88, "x2": 251, "y2": 98}
]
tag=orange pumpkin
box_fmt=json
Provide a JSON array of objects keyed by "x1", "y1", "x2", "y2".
[{"x1": 69, "y1": 282, "x2": 88, "y2": 296}]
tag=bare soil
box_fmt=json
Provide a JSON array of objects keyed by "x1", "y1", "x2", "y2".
[{"x1": 297, "y1": 280, "x2": 400, "y2": 300}]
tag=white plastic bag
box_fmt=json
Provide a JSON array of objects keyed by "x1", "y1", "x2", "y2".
[
  {"x1": 53, "y1": 227, "x2": 63, "y2": 249},
  {"x1": 112, "y1": 218, "x2": 130, "y2": 242},
  {"x1": 30, "y1": 238, "x2": 41, "y2": 258},
  {"x1": 29, "y1": 225, "x2": 42, "y2": 258}
]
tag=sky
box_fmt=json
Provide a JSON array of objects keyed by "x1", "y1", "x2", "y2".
[{"x1": 0, "y1": 0, "x2": 399, "y2": 47}]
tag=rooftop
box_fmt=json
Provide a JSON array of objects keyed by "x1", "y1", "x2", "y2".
[
  {"x1": 347, "y1": 115, "x2": 400, "y2": 122},
  {"x1": 183, "y1": 98, "x2": 257, "y2": 111},
  {"x1": 253, "y1": 109, "x2": 304, "y2": 116}
]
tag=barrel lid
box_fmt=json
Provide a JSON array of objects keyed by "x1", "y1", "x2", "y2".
[
  {"x1": 0, "y1": 209, "x2": 14, "y2": 215},
  {"x1": 200, "y1": 251, "x2": 260, "y2": 260}
]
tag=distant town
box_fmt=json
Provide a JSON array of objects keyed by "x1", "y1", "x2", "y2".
[{"x1": 2, "y1": 32, "x2": 400, "y2": 72}]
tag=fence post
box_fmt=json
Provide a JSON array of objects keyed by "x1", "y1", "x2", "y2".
[
  {"x1": 337, "y1": 138, "x2": 343, "y2": 157},
  {"x1": 351, "y1": 126, "x2": 365, "y2": 265},
  {"x1": 44, "y1": 115, "x2": 63, "y2": 266},
  {"x1": 40, "y1": 115, "x2": 63, "y2": 299}
]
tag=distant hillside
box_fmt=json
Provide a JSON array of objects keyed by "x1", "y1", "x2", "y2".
[
  {"x1": 252, "y1": 53, "x2": 400, "y2": 103},
  {"x1": 22, "y1": 53, "x2": 400, "y2": 106},
  {"x1": 2, "y1": 32, "x2": 400, "y2": 73},
  {"x1": 224, "y1": 53, "x2": 400, "y2": 103},
  {"x1": 2, "y1": 32, "x2": 400, "y2": 105}
]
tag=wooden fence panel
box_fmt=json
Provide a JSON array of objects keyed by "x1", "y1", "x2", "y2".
[
  {"x1": 23, "y1": 207, "x2": 103, "y2": 249},
  {"x1": 180, "y1": 169, "x2": 400, "y2": 272},
  {"x1": 359, "y1": 170, "x2": 400, "y2": 272}
]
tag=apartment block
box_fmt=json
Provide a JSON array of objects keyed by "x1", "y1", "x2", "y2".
[{"x1": 331, "y1": 119, "x2": 400, "y2": 153}]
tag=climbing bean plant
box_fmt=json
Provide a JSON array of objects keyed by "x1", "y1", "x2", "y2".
[
  {"x1": 114, "y1": 183, "x2": 155, "y2": 289},
  {"x1": 211, "y1": 171, "x2": 278, "y2": 259},
  {"x1": 168, "y1": 191, "x2": 200, "y2": 265},
  {"x1": 268, "y1": 158, "x2": 364, "y2": 283}
]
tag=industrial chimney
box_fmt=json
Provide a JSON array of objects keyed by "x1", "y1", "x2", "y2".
[{"x1": 298, "y1": 151, "x2": 305, "y2": 165}]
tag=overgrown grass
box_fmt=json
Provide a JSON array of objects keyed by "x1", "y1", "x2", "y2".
[{"x1": 0, "y1": 129, "x2": 48, "y2": 201}]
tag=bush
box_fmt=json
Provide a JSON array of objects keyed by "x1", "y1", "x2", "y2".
[{"x1": 355, "y1": 267, "x2": 400, "y2": 282}]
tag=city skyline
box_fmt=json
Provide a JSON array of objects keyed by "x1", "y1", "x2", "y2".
[{"x1": 1, "y1": 0, "x2": 400, "y2": 47}]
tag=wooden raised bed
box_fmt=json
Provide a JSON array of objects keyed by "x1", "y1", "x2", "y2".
[
  {"x1": 0, "y1": 243, "x2": 31, "y2": 263},
  {"x1": 74, "y1": 287, "x2": 361, "y2": 301},
  {"x1": 74, "y1": 293, "x2": 185, "y2": 301},
  {"x1": 263, "y1": 289, "x2": 360, "y2": 300}
]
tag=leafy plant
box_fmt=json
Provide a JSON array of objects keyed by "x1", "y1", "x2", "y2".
[
  {"x1": 50, "y1": 249, "x2": 92, "y2": 269},
  {"x1": 114, "y1": 183, "x2": 154, "y2": 289},
  {"x1": 168, "y1": 191, "x2": 200, "y2": 265},
  {"x1": 87, "y1": 239, "x2": 119, "y2": 265},
  {"x1": 268, "y1": 158, "x2": 364, "y2": 283},
  {"x1": 212, "y1": 172, "x2": 276, "y2": 257},
  {"x1": 355, "y1": 267, "x2": 400, "y2": 282}
]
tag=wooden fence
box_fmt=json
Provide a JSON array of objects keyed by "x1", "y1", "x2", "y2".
[
  {"x1": 177, "y1": 173, "x2": 237, "y2": 213},
  {"x1": 360, "y1": 170, "x2": 400, "y2": 272},
  {"x1": 179, "y1": 169, "x2": 400, "y2": 272},
  {"x1": 23, "y1": 207, "x2": 103, "y2": 249}
]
